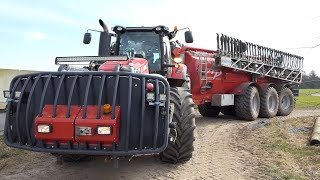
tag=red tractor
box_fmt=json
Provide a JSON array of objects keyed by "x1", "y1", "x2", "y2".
[{"x1": 3, "y1": 20, "x2": 196, "y2": 167}]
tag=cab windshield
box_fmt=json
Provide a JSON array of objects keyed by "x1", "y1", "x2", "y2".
[{"x1": 117, "y1": 31, "x2": 161, "y2": 72}]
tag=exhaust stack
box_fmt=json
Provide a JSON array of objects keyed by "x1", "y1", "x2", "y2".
[
  {"x1": 99, "y1": 19, "x2": 109, "y2": 33},
  {"x1": 98, "y1": 19, "x2": 111, "y2": 56}
]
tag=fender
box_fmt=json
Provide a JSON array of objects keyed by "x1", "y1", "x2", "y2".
[
  {"x1": 231, "y1": 82, "x2": 259, "y2": 95},
  {"x1": 276, "y1": 83, "x2": 294, "y2": 91},
  {"x1": 167, "y1": 64, "x2": 187, "y2": 87},
  {"x1": 258, "y1": 83, "x2": 277, "y2": 94}
]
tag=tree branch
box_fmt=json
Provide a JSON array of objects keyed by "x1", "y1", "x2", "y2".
[
  {"x1": 312, "y1": 16, "x2": 320, "y2": 19},
  {"x1": 287, "y1": 43, "x2": 320, "y2": 49}
]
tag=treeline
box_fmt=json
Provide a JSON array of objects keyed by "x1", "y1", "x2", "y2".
[{"x1": 300, "y1": 70, "x2": 320, "y2": 89}]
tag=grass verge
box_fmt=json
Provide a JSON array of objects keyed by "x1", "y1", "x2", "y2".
[
  {"x1": 0, "y1": 136, "x2": 29, "y2": 171},
  {"x1": 296, "y1": 89, "x2": 320, "y2": 108},
  {"x1": 250, "y1": 117, "x2": 320, "y2": 179}
]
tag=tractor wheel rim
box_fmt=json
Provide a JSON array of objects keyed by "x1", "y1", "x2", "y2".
[
  {"x1": 268, "y1": 95, "x2": 276, "y2": 112},
  {"x1": 281, "y1": 95, "x2": 290, "y2": 110}
]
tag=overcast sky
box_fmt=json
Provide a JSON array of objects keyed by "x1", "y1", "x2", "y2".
[{"x1": 0, "y1": 0, "x2": 319, "y2": 75}]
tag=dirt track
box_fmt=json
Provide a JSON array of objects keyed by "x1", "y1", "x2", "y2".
[{"x1": 2, "y1": 109, "x2": 320, "y2": 180}]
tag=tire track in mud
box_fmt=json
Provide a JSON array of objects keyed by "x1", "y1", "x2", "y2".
[{"x1": 193, "y1": 117, "x2": 266, "y2": 180}]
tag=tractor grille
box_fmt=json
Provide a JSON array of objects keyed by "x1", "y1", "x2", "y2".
[{"x1": 4, "y1": 71, "x2": 170, "y2": 156}]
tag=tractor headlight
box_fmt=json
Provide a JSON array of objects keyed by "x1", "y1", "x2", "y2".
[
  {"x1": 37, "y1": 124, "x2": 52, "y2": 133},
  {"x1": 173, "y1": 53, "x2": 185, "y2": 64},
  {"x1": 173, "y1": 57, "x2": 183, "y2": 63},
  {"x1": 97, "y1": 126, "x2": 112, "y2": 135},
  {"x1": 160, "y1": 94, "x2": 166, "y2": 101},
  {"x1": 146, "y1": 92, "x2": 155, "y2": 101},
  {"x1": 14, "y1": 91, "x2": 21, "y2": 99},
  {"x1": 3, "y1": 90, "x2": 10, "y2": 98}
]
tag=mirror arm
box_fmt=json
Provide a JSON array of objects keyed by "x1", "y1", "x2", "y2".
[
  {"x1": 87, "y1": 29, "x2": 103, "y2": 33},
  {"x1": 177, "y1": 27, "x2": 190, "y2": 32}
]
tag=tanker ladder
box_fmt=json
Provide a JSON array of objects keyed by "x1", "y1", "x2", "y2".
[
  {"x1": 215, "y1": 34, "x2": 304, "y2": 83},
  {"x1": 189, "y1": 51, "x2": 216, "y2": 90}
]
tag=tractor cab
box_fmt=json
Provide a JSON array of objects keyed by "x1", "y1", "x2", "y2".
[
  {"x1": 112, "y1": 26, "x2": 171, "y2": 73},
  {"x1": 79, "y1": 21, "x2": 193, "y2": 75}
]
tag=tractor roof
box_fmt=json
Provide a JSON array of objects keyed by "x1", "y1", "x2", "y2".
[{"x1": 112, "y1": 25, "x2": 170, "y2": 35}]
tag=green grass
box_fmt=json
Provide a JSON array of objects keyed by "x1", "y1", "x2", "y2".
[
  {"x1": 0, "y1": 135, "x2": 30, "y2": 171},
  {"x1": 296, "y1": 89, "x2": 320, "y2": 108},
  {"x1": 298, "y1": 89, "x2": 320, "y2": 96},
  {"x1": 269, "y1": 166, "x2": 309, "y2": 180},
  {"x1": 261, "y1": 117, "x2": 320, "y2": 179},
  {"x1": 0, "y1": 136, "x2": 26, "y2": 160}
]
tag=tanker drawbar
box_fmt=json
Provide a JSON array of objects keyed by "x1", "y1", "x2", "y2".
[{"x1": 3, "y1": 71, "x2": 171, "y2": 156}]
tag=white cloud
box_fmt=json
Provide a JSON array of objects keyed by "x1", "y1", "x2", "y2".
[{"x1": 24, "y1": 32, "x2": 47, "y2": 41}]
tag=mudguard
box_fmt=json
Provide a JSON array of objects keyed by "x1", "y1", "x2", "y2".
[{"x1": 167, "y1": 64, "x2": 187, "y2": 87}]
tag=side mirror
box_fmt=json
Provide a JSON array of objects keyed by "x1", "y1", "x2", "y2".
[
  {"x1": 83, "y1": 32, "x2": 92, "y2": 44},
  {"x1": 184, "y1": 31, "x2": 194, "y2": 43}
]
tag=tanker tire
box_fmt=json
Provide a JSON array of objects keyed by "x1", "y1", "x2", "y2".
[
  {"x1": 160, "y1": 87, "x2": 196, "y2": 163},
  {"x1": 259, "y1": 87, "x2": 279, "y2": 118},
  {"x1": 277, "y1": 87, "x2": 294, "y2": 116},
  {"x1": 198, "y1": 103, "x2": 221, "y2": 117},
  {"x1": 221, "y1": 106, "x2": 236, "y2": 116},
  {"x1": 235, "y1": 86, "x2": 260, "y2": 121}
]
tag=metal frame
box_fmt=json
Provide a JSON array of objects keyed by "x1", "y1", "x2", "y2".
[
  {"x1": 4, "y1": 71, "x2": 170, "y2": 156},
  {"x1": 215, "y1": 34, "x2": 304, "y2": 83}
]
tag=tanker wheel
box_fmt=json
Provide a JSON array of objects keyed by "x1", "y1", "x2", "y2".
[
  {"x1": 235, "y1": 86, "x2": 260, "y2": 121},
  {"x1": 221, "y1": 106, "x2": 236, "y2": 116},
  {"x1": 198, "y1": 103, "x2": 221, "y2": 117},
  {"x1": 277, "y1": 87, "x2": 294, "y2": 116},
  {"x1": 159, "y1": 87, "x2": 196, "y2": 163},
  {"x1": 259, "y1": 87, "x2": 279, "y2": 118}
]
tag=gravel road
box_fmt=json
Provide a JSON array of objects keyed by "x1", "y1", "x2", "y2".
[{"x1": 1, "y1": 109, "x2": 320, "y2": 180}]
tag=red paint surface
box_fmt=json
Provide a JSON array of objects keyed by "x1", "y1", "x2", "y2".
[
  {"x1": 168, "y1": 64, "x2": 185, "y2": 79},
  {"x1": 34, "y1": 105, "x2": 121, "y2": 146},
  {"x1": 181, "y1": 47, "x2": 281, "y2": 105},
  {"x1": 34, "y1": 105, "x2": 80, "y2": 142},
  {"x1": 75, "y1": 106, "x2": 120, "y2": 146},
  {"x1": 98, "y1": 58, "x2": 149, "y2": 73}
]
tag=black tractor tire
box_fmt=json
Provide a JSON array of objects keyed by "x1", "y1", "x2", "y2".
[
  {"x1": 277, "y1": 87, "x2": 294, "y2": 116},
  {"x1": 259, "y1": 87, "x2": 279, "y2": 118},
  {"x1": 159, "y1": 87, "x2": 196, "y2": 163},
  {"x1": 183, "y1": 75, "x2": 191, "y2": 93},
  {"x1": 235, "y1": 86, "x2": 260, "y2": 121},
  {"x1": 60, "y1": 154, "x2": 93, "y2": 162},
  {"x1": 198, "y1": 103, "x2": 221, "y2": 117},
  {"x1": 221, "y1": 105, "x2": 236, "y2": 116}
]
